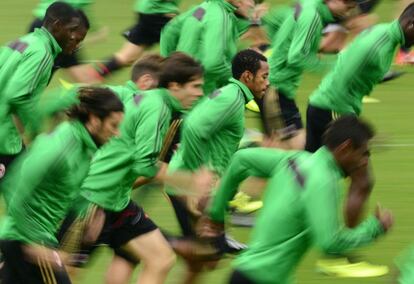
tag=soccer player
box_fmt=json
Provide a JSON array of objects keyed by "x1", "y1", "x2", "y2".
[
  {"x1": 198, "y1": 116, "x2": 393, "y2": 284},
  {"x1": 262, "y1": 0, "x2": 357, "y2": 149},
  {"x1": 0, "y1": 87, "x2": 124, "y2": 284},
  {"x1": 81, "y1": 0, "x2": 179, "y2": 82},
  {"x1": 165, "y1": 49, "x2": 269, "y2": 283},
  {"x1": 160, "y1": 0, "x2": 255, "y2": 95},
  {"x1": 61, "y1": 53, "x2": 204, "y2": 284},
  {"x1": 0, "y1": 2, "x2": 89, "y2": 181}
]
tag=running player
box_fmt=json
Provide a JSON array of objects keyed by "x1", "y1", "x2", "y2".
[
  {"x1": 0, "y1": 87, "x2": 124, "y2": 284},
  {"x1": 198, "y1": 116, "x2": 393, "y2": 284},
  {"x1": 160, "y1": 0, "x2": 255, "y2": 95},
  {"x1": 0, "y1": 2, "x2": 88, "y2": 182},
  {"x1": 165, "y1": 49, "x2": 269, "y2": 283}
]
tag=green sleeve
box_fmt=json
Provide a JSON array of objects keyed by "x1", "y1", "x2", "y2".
[
  {"x1": 304, "y1": 175, "x2": 384, "y2": 254},
  {"x1": 396, "y1": 245, "x2": 414, "y2": 284},
  {"x1": 181, "y1": 91, "x2": 244, "y2": 170},
  {"x1": 208, "y1": 148, "x2": 291, "y2": 223},
  {"x1": 132, "y1": 97, "x2": 169, "y2": 178},
  {"x1": 287, "y1": 9, "x2": 322, "y2": 70},
  {"x1": 176, "y1": 12, "x2": 202, "y2": 56},
  {"x1": 201, "y1": 6, "x2": 232, "y2": 84},
  {"x1": 160, "y1": 15, "x2": 182, "y2": 57},
  {"x1": 7, "y1": 49, "x2": 52, "y2": 135}
]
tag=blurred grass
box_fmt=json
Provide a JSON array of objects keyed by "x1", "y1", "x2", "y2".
[{"x1": 1, "y1": 0, "x2": 414, "y2": 283}]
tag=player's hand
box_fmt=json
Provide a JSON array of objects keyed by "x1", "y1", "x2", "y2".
[
  {"x1": 375, "y1": 203, "x2": 393, "y2": 232},
  {"x1": 196, "y1": 215, "x2": 225, "y2": 239}
]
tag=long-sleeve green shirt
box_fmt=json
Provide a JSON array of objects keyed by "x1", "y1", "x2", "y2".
[
  {"x1": 268, "y1": 0, "x2": 335, "y2": 99},
  {"x1": 134, "y1": 0, "x2": 180, "y2": 14},
  {"x1": 0, "y1": 27, "x2": 62, "y2": 155},
  {"x1": 0, "y1": 121, "x2": 97, "y2": 246},
  {"x1": 160, "y1": 0, "x2": 241, "y2": 95},
  {"x1": 167, "y1": 79, "x2": 253, "y2": 182},
  {"x1": 81, "y1": 88, "x2": 182, "y2": 212},
  {"x1": 208, "y1": 147, "x2": 384, "y2": 283},
  {"x1": 309, "y1": 20, "x2": 404, "y2": 115},
  {"x1": 107, "y1": 80, "x2": 140, "y2": 104}
]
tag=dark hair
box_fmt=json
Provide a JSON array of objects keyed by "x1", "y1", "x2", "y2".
[
  {"x1": 399, "y1": 3, "x2": 414, "y2": 21},
  {"x1": 131, "y1": 54, "x2": 164, "y2": 82},
  {"x1": 323, "y1": 116, "x2": 375, "y2": 149},
  {"x1": 158, "y1": 52, "x2": 203, "y2": 88},
  {"x1": 43, "y1": 2, "x2": 89, "y2": 29},
  {"x1": 231, "y1": 49, "x2": 267, "y2": 80},
  {"x1": 67, "y1": 87, "x2": 124, "y2": 124}
]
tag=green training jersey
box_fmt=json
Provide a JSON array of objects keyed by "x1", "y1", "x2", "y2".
[
  {"x1": 33, "y1": 0, "x2": 93, "y2": 19},
  {"x1": 309, "y1": 20, "x2": 404, "y2": 115},
  {"x1": 0, "y1": 121, "x2": 97, "y2": 246},
  {"x1": 81, "y1": 88, "x2": 182, "y2": 212},
  {"x1": 208, "y1": 147, "x2": 385, "y2": 283},
  {"x1": 107, "y1": 80, "x2": 140, "y2": 104},
  {"x1": 397, "y1": 245, "x2": 414, "y2": 284},
  {"x1": 262, "y1": 5, "x2": 294, "y2": 42},
  {"x1": 168, "y1": 78, "x2": 253, "y2": 182},
  {"x1": 134, "y1": 0, "x2": 180, "y2": 15},
  {"x1": 160, "y1": 0, "x2": 243, "y2": 95},
  {"x1": 0, "y1": 27, "x2": 62, "y2": 155},
  {"x1": 268, "y1": 0, "x2": 335, "y2": 99}
]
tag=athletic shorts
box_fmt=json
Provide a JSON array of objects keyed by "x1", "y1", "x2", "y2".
[
  {"x1": 28, "y1": 18, "x2": 80, "y2": 69},
  {"x1": 58, "y1": 200, "x2": 157, "y2": 266},
  {"x1": 123, "y1": 13, "x2": 173, "y2": 46},
  {"x1": 305, "y1": 104, "x2": 335, "y2": 153},
  {"x1": 228, "y1": 270, "x2": 256, "y2": 284},
  {"x1": 0, "y1": 240, "x2": 71, "y2": 284}
]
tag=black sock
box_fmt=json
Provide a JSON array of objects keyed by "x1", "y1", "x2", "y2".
[{"x1": 94, "y1": 56, "x2": 122, "y2": 77}]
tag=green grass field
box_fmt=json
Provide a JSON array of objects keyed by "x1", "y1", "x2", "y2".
[{"x1": 1, "y1": 0, "x2": 414, "y2": 283}]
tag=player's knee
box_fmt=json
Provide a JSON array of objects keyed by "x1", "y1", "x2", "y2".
[{"x1": 147, "y1": 247, "x2": 176, "y2": 273}]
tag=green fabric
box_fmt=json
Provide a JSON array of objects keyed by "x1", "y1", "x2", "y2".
[
  {"x1": 81, "y1": 88, "x2": 182, "y2": 212},
  {"x1": 0, "y1": 27, "x2": 62, "y2": 155},
  {"x1": 268, "y1": 0, "x2": 335, "y2": 99},
  {"x1": 262, "y1": 5, "x2": 294, "y2": 41},
  {"x1": 167, "y1": 79, "x2": 253, "y2": 188},
  {"x1": 309, "y1": 20, "x2": 404, "y2": 115},
  {"x1": 207, "y1": 147, "x2": 384, "y2": 283},
  {"x1": 134, "y1": 0, "x2": 180, "y2": 14},
  {"x1": 160, "y1": 0, "x2": 241, "y2": 95},
  {"x1": 107, "y1": 80, "x2": 140, "y2": 104},
  {"x1": 397, "y1": 245, "x2": 414, "y2": 284},
  {"x1": 33, "y1": 0, "x2": 93, "y2": 19},
  {"x1": 0, "y1": 121, "x2": 97, "y2": 246}
]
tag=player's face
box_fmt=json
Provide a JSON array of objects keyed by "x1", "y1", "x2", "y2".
[
  {"x1": 339, "y1": 141, "x2": 371, "y2": 175},
  {"x1": 176, "y1": 77, "x2": 204, "y2": 109},
  {"x1": 91, "y1": 111, "x2": 124, "y2": 145},
  {"x1": 232, "y1": 0, "x2": 255, "y2": 18},
  {"x1": 54, "y1": 18, "x2": 88, "y2": 55},
  {"x1": 328, "y1": 0, "x2": 357, "y2": 19},
  {"x1": 251, "y1": 61, "x2": 269, "y2": 99}
]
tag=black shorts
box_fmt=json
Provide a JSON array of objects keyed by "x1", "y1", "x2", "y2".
[
  {"x1": 0, "y1": 240, "x2": 71, "y2": 284},
  {"x1": 229, "y1": 270, "x2": 256, "y2": 284},
  {"x1": 58, "y1": 200, "x2": 157, "y2": 266},
  {"x1": 123, "y1": 13, "x2": 173, "y2": 46},
  {"x1": 28, "y1": 18, "x2": 80, "y2": 69},
  {"x1": 304, "y1": 104, "x2": 334, "y2": 153}
]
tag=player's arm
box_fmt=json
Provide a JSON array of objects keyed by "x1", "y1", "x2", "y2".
[
  {"x1": 287, "y1": 9, "x2": 322, "y2": 69},
  {"x1": 7, "y1": 49, "x2": 52, "y2": 141},
  {"x1": 207, "y1": 148, "x2": 291, "y2": 224},
  {"x1": 305, "y1": 175, "x2": 388, "y2": 254},
  {"x1": 176, "y1": 12, "x2": 202, "y2": 56}
]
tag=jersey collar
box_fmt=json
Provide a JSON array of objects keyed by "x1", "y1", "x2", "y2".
[
  {"x1": 210, "y1": 0, "x2": 237, "y2": 13},
  {"x1": 316, "y1": 0, "x2": 335, "y2": 25},
  {"x1": 36, "y1": 27, "x2": 62, "y2": 58},
  {"x1": 125, "y1": 80, "x2": 140, "y2": 93},
  {"x1": 389, "y1": 20, "x2": 406, "y2": 47},
  {"x1": 316, "y1": 146, "x2": 345, "y2": 178},
  {"x1": 71, "y1": 120, "x2": 98, "y2": 153},
  {"x1": 228, "y1": 78, "x2": 254, "y2": 103}
]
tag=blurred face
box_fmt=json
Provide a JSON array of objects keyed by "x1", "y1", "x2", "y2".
[
  {"x1": 240, "y1": 60, "x2": 269, "y2": 99},
  {"x1": 90, "y1": 111, "x2": 124, "y2": 145},
  {"x1": 336, "y1": 140, "x2": 370, "y2": 176},
  {"x1": 170, "y1": 77, "x2": 204, "y2": 109},
  {"x1": 52, "y1": 17, "x2": 87, "y2": 55},
  {"x1": 327, "y1": 0, "x2": 357, "y2": 19},
  {"x1": 230, "y1": 0, "x2": 255, "y2": 18}
]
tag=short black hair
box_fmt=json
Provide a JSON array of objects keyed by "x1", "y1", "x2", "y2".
[
  {"x1": 231, "y1": 49, "x2": 267, "y2": 80},
  {"x1": 67, "y1": 87, "x2": 124, "y2": 124},
  {"x1": 43, "y1": 2, "x2": 89, "y2": 29},
  {"x1": 399, "y1": 2, "x2": 414, "y2": 21},
  {"x1": 323, "y1": 116, "x2": 375, "y2": 150},
  {"x1": 158, "y1": 52, "x2": 203, "y2": 88},
  {"x1": 131, "y1": 54, "x2": 164, "y2": 82}
]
